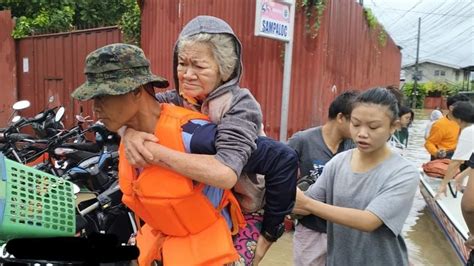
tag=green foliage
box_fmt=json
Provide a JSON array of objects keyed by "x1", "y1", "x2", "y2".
[
  {"x1": 1, "y1": 0, "x2": 75, "y2": 37},
  {"x1": 1, "y1": 0, "x2": 140, "y2": 42},
  {"x1": 363, "y1": 8, "x2": 377, "y2": 29},
  {"x1": 300, "y1": 0, "x2": 327, "y2": 39},
  {"x1": 74, "y1": 0, "x2": 129, "y2": 27},
  {"x1": 402, "y1": 82, "x2": 426, "y2": 108},
  {"x1": 119, "y1": 0, "x2": 141, "y2": 46},
  {"x1": 449, "y1": 81, "x2": 465, "y2": 94},
  {"x1": 362, "y1": 7, "x2": 387, "y2": 47},
  {"x1": 0, "y1": 0, "x2": 75, "y2": 18},
  {"x1": 11, "y1": 16, "x2": 31, "y2": 38},
  {"x1": 377, "y1": 28, "x2": 387, "y2": 47},
  {"x1": 402, "y1": 81, "x2": 461, "y2": 108},
  {"x1": 424, "y1": 81, "x2": 461, "y2": 97}
]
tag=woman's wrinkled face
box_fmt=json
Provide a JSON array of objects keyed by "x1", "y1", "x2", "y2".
[
  {"x1": 177, "y1": 42, "x2": 222, "y2": 101},
  {"x1": 400, "y1": 113, "x2": 412, "y2": 128},
  {"x1": 350, "y1": 103, "x2": 398, "y2": 153},
  {"x1": 93, "y1": 92, "x2": 138, "y2": 132}
]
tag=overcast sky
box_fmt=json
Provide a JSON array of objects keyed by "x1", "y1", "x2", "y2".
[{"x1": 363, "y1": 0, "x2": 473, "y2": 68}]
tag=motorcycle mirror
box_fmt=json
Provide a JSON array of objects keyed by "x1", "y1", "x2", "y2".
[
  {"x1": 55, "y1": 106, "x2": 65, "y2": 122},
  {"x1": 11, "y1": 115, "x2": 21, "y2": 123},
  {"x1": 75, "y1": 115, "x2": 86, "y2": 123},
  {"x1": 34, "y1": 112, "x2": 44, "y2": 120},
  {"x1": 12, "y1": 100, "x2": 30, "y2": 111},
  {"x1": 72, "y1": 183, "x2": 80, "y2": 195}
]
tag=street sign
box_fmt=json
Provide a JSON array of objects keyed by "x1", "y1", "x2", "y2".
[
  {"x1": 254, "y1": 0, "x2": 296, "y2": 141},
  {"x1": 255, "y1": 0, "x2": 293, "y2": 42}
]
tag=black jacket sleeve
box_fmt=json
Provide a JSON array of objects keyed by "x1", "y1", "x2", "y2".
[
  {"x1": 243, "y1": 137, "x2": 298, "y2": 234},
  {"x1": 190, "y1": 126, "x2": 297, "y2": 235}
]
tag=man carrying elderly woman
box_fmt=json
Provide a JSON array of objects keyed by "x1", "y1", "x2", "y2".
[{"x1": 72, "y1": 14, "x2": 297, "y2": 266}]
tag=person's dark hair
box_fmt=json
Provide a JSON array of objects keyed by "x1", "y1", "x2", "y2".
[
  {"x1": 386, "y1": 86, "x2": 403, "y2": 105},
  {"x1": 139, "y1": 83, "x2": 157, "y2": 98},
  {"x1": 328, "y1": 90, "x2": 359, "y2": 119},
  {"x1": 447, "y1": 94, "x2": 469, "y2": 108},
  {"x1": 352, "y1": 87, "x2": 399, "y2": 122},
  {"x1": 452, "y1": 101, "x2": 474, "y2": 123},
  {"x1": 399, "y1": 105, "x2": 414, "y2": 125}
]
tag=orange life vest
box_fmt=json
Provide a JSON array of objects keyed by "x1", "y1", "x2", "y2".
[
  {"x1": 118, "y1": 104, "x2": 246, "y2": 266},
  {"x1": 422, "y1": 159, "x2": 459, "y2": 178}
]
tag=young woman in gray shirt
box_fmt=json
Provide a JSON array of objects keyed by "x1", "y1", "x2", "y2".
[{"x1": 293, "y1": 88, "x2": 419, "y2": 266}]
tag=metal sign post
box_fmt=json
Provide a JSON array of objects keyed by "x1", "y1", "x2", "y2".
[{"x1": 255, "y1": 0, "x2": 295, "y2": 142}]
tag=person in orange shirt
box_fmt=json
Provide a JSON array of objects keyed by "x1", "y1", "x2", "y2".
[{"x1": 425, "y1": 94, "x2": 469, "y2": 160}]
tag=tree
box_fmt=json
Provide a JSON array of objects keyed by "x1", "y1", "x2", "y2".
[
  {"x1": 402, "y1": 81, "x2": 463, "y2": 108},
  {"x1": 0, "y1": 0, "x2": 140, "y2": 45}
]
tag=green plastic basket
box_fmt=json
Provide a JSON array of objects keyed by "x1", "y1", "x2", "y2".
[{"x1": 0, "y1": 153, "x2": 76, "y2": 241}]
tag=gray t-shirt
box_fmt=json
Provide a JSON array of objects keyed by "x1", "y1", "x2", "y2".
[
  {"x1": 306, "y1": 149, "x2": 419, "y2": 266},
  {"x1": 288, "y1": 126, "x2": 354, "y2": 232},
  {"x1": 288, "y1": 126, "x2": 354, "y2": 178}
]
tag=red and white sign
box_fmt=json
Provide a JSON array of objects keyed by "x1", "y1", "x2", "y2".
[{"x1": 255, "y1": 0, "x2": 293, "y2": 42}]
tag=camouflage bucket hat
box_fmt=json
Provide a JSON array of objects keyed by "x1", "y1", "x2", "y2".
[{"x1": 71, "y1": 43, "x2": 169, "y2": 101}]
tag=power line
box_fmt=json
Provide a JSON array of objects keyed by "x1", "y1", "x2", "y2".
[
  {"x1": 367, "y1": 1, "x2": 471, "y2": 39},
  {"x1": 392, "y1": 3, "x2": 467, "y2": 39},
  {"x1": 363, "y1": 6, "x2": 473, "y2": 18},
  {"x1": 387, "y1": 1, "x2": 424, "y2": 28},
  {"x1": 365, "y1": 1, "x2": 473, "y2": 66},
  {"x1": 414, "y1": 3, "x2": 471, "y2": 41},
  {"x1": 423, "y1": 33, "x2": 473, "y2": 57}
]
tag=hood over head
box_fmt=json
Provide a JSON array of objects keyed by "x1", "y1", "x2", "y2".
[
  {"x1": 430, "y1": 109, "x2": 443, "y2": 121},
  {"x1": 173, "y1": 15, "x2": 243, "y2": 107}
]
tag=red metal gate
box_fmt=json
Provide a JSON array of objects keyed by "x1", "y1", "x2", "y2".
[
  {"x1": 141, "y1": 0, "x2": 402, "y2": 139},
  {"x1": 16, "y1": 27, "x2": 122, "y2": 128},
  {"x1": 0, "y1": 10, "x2": 17, "y2": 126}
]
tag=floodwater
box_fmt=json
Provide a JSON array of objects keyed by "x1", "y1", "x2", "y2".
[{"x1": 261, "y1": 109, "x2": 461, "y2": 266}]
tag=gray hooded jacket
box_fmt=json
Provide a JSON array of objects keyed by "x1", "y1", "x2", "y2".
[{"x1": 156, "y1": 16, "x2": 262, "y2": 176}]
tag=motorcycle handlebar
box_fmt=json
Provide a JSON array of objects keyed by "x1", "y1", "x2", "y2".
[
  {"x1": 79, "y1": 181, "x2": 120, "y2": 216},
  {"x1": 8, "y1": 133, "x2": 36, "y2": 142}
]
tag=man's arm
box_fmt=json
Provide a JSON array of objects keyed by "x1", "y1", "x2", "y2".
[
  {"x1": 144, "y1": 141, "x2": 237, "y2": 189},
  {"x1": 437, "y1": 160, "x2": 463, "y2": 197},
  {"x1": 121, "y1": 127, "x2": 237, "y2": 189}
]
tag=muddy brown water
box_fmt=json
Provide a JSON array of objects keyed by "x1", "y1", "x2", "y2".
[{"x1": 261, "y1": 109, "x2": 461, "y2": 266}]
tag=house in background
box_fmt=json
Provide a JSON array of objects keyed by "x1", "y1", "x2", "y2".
[
  {"x1": 461, "y1": 65, "x2": 474, "y2": 92},
  {"x1": 402, "y1": 60, "x2": 463, "y2": 84},
  {"x1": 402, "y1": 60, "x2": 474, "y2": 108},
  {"x1": 399, "y1": 69, "x2": 406, "y2": 89}
]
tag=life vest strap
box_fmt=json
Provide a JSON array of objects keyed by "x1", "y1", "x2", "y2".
[{"x1": 219, "y1": 190, "x2": 247, "y2": 235}]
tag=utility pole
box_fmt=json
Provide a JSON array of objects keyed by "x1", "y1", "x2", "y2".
[{"x1": 412, "y1": 17, "x2": 421, "y2": 109}]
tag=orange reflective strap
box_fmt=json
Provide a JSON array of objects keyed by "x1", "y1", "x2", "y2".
[
  {"x1": 119, "y1": 105, "x2": 243, "y2": 265},
  {"x1": 134, "y1": 213, "x2": 142, "y2": 235},
  {"x1": 219, "y1": 190, "x2": 246, "y2": 235},
  {"x1": 136, "y1": 224, "x2": 166, "y2": 265},
  {"x1": 162, "y1": 218, "x2": 239, "y2": 265}
]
